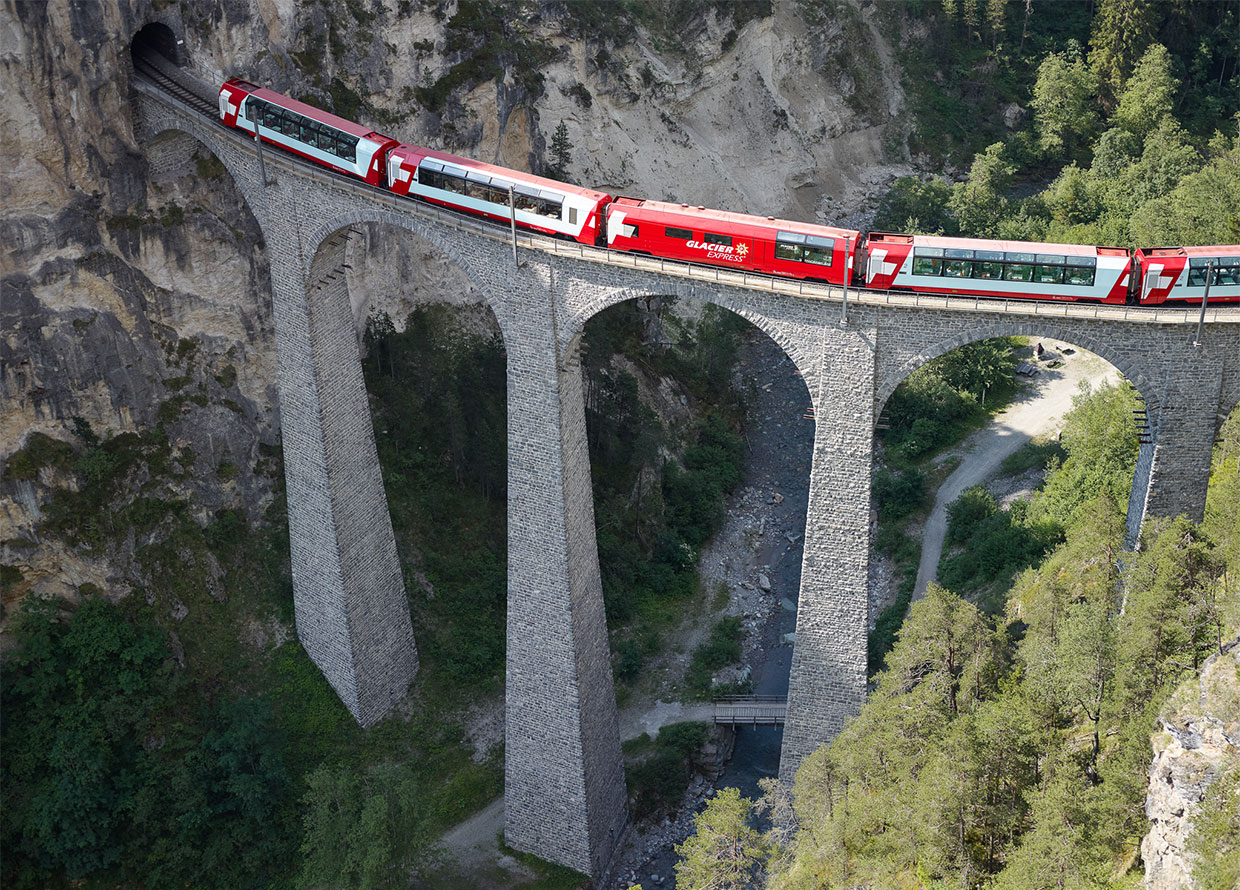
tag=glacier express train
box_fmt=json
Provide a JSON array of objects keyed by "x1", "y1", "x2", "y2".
[{"x1": 218, "y1": 78, "x2": 1240, "y2": 307}]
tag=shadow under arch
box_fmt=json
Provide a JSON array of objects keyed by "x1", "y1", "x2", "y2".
[
  {"x1": 578, "y1": 291, "x2": 816, "y2": 790},
  {"x1": 565, "y1": 281, "x2": 820, "y2": 387},
  {"x1": 300, "y1": 211, "x2": 512, "y2": 346}
]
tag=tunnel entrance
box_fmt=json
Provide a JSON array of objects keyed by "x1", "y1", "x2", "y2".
[{"x1": 131, "y1": 22, "x2": 181, "y2": 68}]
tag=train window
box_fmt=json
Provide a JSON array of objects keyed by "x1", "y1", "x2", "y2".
[
  {"x1": 465, "y1": 180, "x2": 489, "y2": 200},
  {"x1": 912, "y1": 256, "x2": 942, "y2": 276},
  {"x1": 1005, "y1": 252, "x2": 1035, "y2": 263},
  {"x1": 914, "y1": 246, "x2": 945, "y2": 257},
  {"x1": 515, "y1": 193, "x2": 539, "y2": 213},
  {"x1": 945, "y1": 248, "x2": 974, "y2": 259},
  {"x1": 300, "y1": 124, "x2": 318, "y2": 149},
  {"x1": 973, "y1": 261, "x2": 1003, "y2": 279},
  {"x1": 666, "y1": 227, "x2": 693, "y2": 240},
  {"x1": 1035, "y1": 265, "x2": 1064, "y2": 284},
  {"x1": 943, "y1": 259, "x2": 971, "y2": 278},
  {"x1": 568, "y1": 207, "x2": 578, "y2": 225},
  {"x1": 1036, "y1": 254, "x2": 1064, "y2": 266},
  {"x1": 803, "y1": 245, "x2": 831, "y2": 266},
  {"x1": 775, "y1": 241, "x2": 801, "y2": 262},
  {"x1": 1187, "y1": 265, "x2": 1210, "y2": 287},
  {"x1": 1064, "y1": 265, "x2": 1095, "y2": 286},
  {"x1": 776, "y1": 231, "x2": 806, "y2": 243},
  {"x1": 442, "y1": 172, "x2": 465, "y2": 194},
  {"x1": 706, "y1": 233, "x2": 732, "y2": 247},
  {"x1": 1003, "y1": 263, "x2": 1034, "y2": 282},
  {"x1": 537, "y1": 199, "x2": 562, "y2": 219},
  {"x1": 1217, "y1": 265, "x2": 1240, "y2": 285}
]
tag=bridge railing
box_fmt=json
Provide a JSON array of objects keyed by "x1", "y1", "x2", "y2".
[{"x1": 134, "y1": 77, "x2": 1240, "y2": 327}]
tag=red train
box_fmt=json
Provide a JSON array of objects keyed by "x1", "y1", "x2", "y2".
[{"x1": 218, "y1": 78, "x2": 1240, "y2": 307}]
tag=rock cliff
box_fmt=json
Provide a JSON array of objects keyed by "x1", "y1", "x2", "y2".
[{"x1": 1142, "y1": 641, "x2": 1240, "y2": 890}]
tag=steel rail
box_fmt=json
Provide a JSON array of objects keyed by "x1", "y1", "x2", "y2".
[{"x1": 134, "y1": 76, "x2": 1240, "y2": 326}]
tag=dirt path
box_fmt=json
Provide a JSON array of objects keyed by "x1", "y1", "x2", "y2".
[{"x1": 912, "y1": 346, "x2": 1120, "y2": 599}]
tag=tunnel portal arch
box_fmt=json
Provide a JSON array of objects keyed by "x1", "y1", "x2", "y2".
[{"x1": 131, "y1": 21, "x2": 182, "y2": 68}]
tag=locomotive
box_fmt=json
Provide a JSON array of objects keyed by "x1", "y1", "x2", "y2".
[{"x1": 218, "y1": 78, "x2": 1240, "y2": 307}]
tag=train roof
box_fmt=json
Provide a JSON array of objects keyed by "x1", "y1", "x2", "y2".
[
  {"x1": 613, "y1": 197, "x2": 860, "y2": 240},
  {"x1": 1137, "y1": 245, "x2": 1240, "y2": 258},
  {"x1": 391, "y1": 144, "x2": 610, "y2": 202},
  {"x1": 246, "y1": 86, "x2": 393, "y2": 141},
  {"x1": 870, "y1": 232, "x2": 1127, "y2": 257}
]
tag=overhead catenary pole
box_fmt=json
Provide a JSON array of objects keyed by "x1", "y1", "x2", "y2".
[
  {"x1": 840, "y1": 235, "x2": 851, "y2": 324},
  {"x1": 254, "y1": 124, "x2": 270, "y2": 188},
  {"x1": 509, "y1": 185, "x2": 519, "y2": 267},
  {"x1": 1193, "y1": 259, "x2": 1215, "y2": 347}
]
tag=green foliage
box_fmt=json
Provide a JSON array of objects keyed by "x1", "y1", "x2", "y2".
[
  {"x1": 872, "y1": 467, "x2": 926, "y2": 521},
  {"x1": 4, "y1": 432, "x2": 75, "y2": 480},
  {"x1": 881, "y1": 339, "x2": 1018, "y2": 462},
  {"x1": 626, "y1": 722, "x2": 714, "y2": 819},
  {"x1": 1031, "y1": 42, "x2": 1101, "y2": 159},
  {"x1": 1031, "y1": 382, "x2": 1139, "y2": 531},
  {"x1": 766, "y1": 405, "x2": 1240, "y2": 890},
  {"x1": 584, "y1": 302, "x2": 747, "y2": 639},
  {"x1": 685, "y1": 616, "x2": 743, "y2": 698},
  {"x1": 673, "y1": 787, "x2": 767, "y2": 890},
  {"x1": 363, "y1": 307, "x2": 507, "y2": 689},
  {"x1": 1189, "y1": 767, "x2": 1240, "y2": 890},
  {"x1": 870, "y1": 175, "x2": 957, "y2": 234},
  {"x1": 548, "y1": 120, "x2": 572, "y2": 178},
  {"x1": 1112, "y1": 43, "x2": 1180, "y2": 139},
  {"x1": 1087, "y1": 0, "x2": 1160, "y2": 106},
  {"x1": 0, "y1": 597, "x2": 295, "y2": 888},
  {"x1": 297, "y1": 761, "x2": 430, "y2": 890}
]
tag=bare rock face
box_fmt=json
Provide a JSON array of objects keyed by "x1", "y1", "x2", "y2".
[{"x1": 1142, "y1": 642, "x2": 1240, "y2": 890}]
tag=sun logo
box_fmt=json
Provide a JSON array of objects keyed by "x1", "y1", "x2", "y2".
[{"x1": 737, "y1": 242, "x2": 749, "y2": 257}]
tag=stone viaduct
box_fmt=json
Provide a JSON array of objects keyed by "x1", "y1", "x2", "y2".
[{"x1": 131, "y1": 61, "x2": 1240, "y2": 880}]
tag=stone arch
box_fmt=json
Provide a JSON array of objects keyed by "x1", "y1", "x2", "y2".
[
  {"x1": 301, "y1": 212, "x2": 512, "y2": 346},
  {"x1": 875, "y1": 321, "x2": 1155, "y2": 424},
  {"x1": 568, "y1": 280, "x2": 819, "y2": 386}
]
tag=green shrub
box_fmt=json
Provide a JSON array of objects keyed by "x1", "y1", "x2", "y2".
[
  {"x1": 4, "y1": 433, "x2": 75, "y2": 480},
  {"x1": 873, "y1": 468, "x2": 927, "y2": 521}
]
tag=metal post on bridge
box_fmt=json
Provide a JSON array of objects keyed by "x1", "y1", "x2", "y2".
[
  {"x1": 1193, "y1": 259, "x2": 1215, "y2": 348},
  {"x1": 253, "y1": 126, "x2": 272, "y2": 188},
  {"x1": 840, "y1": 235, "x2": 851, "y2": 325},
  {"x1": 508, "y1": 185, "x2": 520, "y2": 268}
]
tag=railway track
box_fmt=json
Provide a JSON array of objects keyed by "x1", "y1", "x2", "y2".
[{"x1": 133, "y1": 53, "x2": 217, "y2": 117}]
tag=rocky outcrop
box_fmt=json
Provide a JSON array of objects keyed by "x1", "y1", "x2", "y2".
[{"x1": 1142, "y1": 641, "x2": 1240, "y2": 890}]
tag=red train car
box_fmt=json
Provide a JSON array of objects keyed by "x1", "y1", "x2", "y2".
[
  {"x1": 386, "y1": 144, "x2": 611, "y2": 245},
  {"x1": 604, "y1": 198, "x2": 859, "y2": 286},
  {"x1": 1135, "y1": 245, "x2": 1240, "y2": 305},
  {"x1": 864, "y1": 233, "x2": 1132, "y2": 303},
  {"x1": 218, "y1": 79, "x2": 397, "y2": 186}
]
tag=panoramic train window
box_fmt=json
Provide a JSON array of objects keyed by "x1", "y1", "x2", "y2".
[
  {"x1": 666, "y1": 226, "x2": 693, "y2": 240},
  {"x1": 1187, "y1": 257, "x2": 1240, "y2": 286},
  {"x1": 1064, "y1": 265, "x2": 1096, "y2": 286},
  {"x1": 973, "y1": 250, "x2": 1004, "y2": 279},
  {"x1": 1003, "y1": 253, "x2": 1035, "y2": 281},
  {"x1": 246, "y1": 99, "x2": 357, "y2": 163},
  {"x1": 776, "y1": 232, "x2": 834, "y2": 265},
  {"x1": 802, "y1": 234, "x2": 835, "y2": 265},
  {"x1": 912, "y1": 246, "x2": 944, "y2": 276}
]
